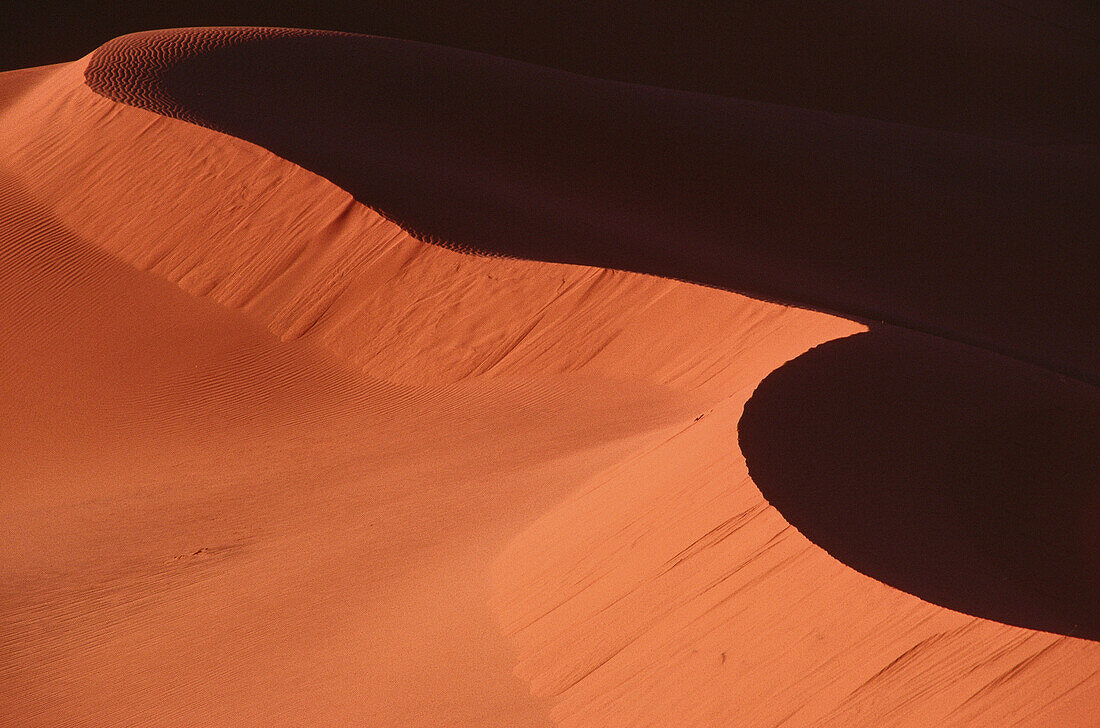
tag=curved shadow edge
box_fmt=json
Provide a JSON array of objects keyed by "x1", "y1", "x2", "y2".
[{"x1": 739, "y1": 328, "x2": 1099, "y2": 640}]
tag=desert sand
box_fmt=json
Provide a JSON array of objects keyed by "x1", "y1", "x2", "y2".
[{"x1": 0, "y1": 28, "x2": 1096, "y2": 727}]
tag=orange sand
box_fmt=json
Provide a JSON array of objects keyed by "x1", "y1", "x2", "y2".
[{"x1": 1, "y1": 31, "x2": 1096, "y2": 727}]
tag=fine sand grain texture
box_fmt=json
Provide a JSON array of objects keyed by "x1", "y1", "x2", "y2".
[{"x1": 1, "y1": 27, "x2": 1097, "y2": 727}]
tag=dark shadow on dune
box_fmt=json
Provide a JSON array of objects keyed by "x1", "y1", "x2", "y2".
[
  {"x1": 84, "y1": 30, "x2": 1099, "y2": 382},
  {"x1": 738, "y1": 328, "x2": 1100, "y2": 639},
  {"x1": 12, "y1": 2, "x2": 1099, "y2": 131}
]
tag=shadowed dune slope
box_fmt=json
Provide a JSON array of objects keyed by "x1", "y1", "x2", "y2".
[
  {"x1": 740, "y1": 327, "x2": 1100, "y2": 640},
  {"x1": 83, "y1": 28, "x2": 1099, "y2": 381},
  {"x1": 1, "y1": 29, "x2": 1098, "y2": 728},
  {"x1": 6, "y1": 2, "x2": 1097, "y2": 140}
]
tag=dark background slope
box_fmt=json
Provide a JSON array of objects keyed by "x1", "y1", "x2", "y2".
[{"x1": 5, "y1": 1, "x2": 1098, "y2": 143}]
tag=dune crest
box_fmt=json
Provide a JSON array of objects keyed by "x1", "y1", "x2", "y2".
[
  {"x1": 1, "y1": 28, "x2": 1097, "y2": 727},
  {"x1": 84, "y1": 27, "x2": 1099, "y2": 381}
]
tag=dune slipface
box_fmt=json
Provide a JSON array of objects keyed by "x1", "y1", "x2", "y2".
[
  {"x1": 740, "y1": 328, "x2": 1100, "y2": 640},
  {"x1": 0, "y1": 27, "x2": 1097, "y2": 728}
]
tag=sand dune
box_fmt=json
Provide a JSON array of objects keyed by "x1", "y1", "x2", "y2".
[
  {"x1": 84, "y1": 28, "x2": 1100, "y2": 381},
  {"x1": 1, "y1": 27, "x2": 1097, "y2": 727}
]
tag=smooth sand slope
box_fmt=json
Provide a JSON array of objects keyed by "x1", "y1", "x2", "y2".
[{"x1": 1, "y1": 29, "x2": 1097, "y2": 727}]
